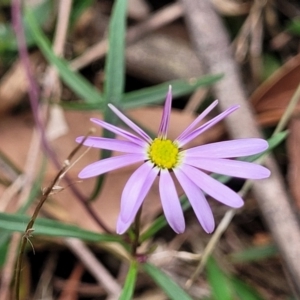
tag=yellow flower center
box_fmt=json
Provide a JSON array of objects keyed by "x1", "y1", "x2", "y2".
[{"x1": 148, "y1": 138, "x2": 180, "y2": 169}]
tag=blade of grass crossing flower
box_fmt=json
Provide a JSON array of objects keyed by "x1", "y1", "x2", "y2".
[
  {"x1": 140, "y1": 131, "x2": 288, "y2": 241},
  {"x1": 121, "y1": 75, "x2": 223, "y2": 109},
  {"x1": 0, "y1": 212, "x2": 123, "y2": 244},
  {"x1": 242, "y1": 130, "x2": 288, "y2": 162},
  {"x1": 25, "y1": 9, "x2": 103, "y2": 105},
  {"x1": 142, "y1": 263, "x2": 193, "y2": 300},
  {"x1": 89, "y1": 0, "x2": 128, "y2": 200},
  {"x1": 119, "y1": 261, "x2": 138, "y2": 300}
]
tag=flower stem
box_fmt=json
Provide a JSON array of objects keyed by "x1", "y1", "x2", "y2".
[{"x1": 131, "y1": 207, "x2": 143, "y2": 256}]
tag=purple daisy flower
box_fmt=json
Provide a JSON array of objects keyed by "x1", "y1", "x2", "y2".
[{"x1": 77, "y1": 86, "x2": 270, "y2": 234}]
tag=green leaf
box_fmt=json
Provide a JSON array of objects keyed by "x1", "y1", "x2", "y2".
[
  {"x1": 243, "y1": 130, "x2": 288, "y2": 162},
  {"x1": 0, "y1": 237, "x2": 9, "y2": 267},
  {"x1": 25, "y1": 9, "x2": 103, "y2": 106},
  {"x1": 206, "y1": 258, "x2": 264, "y2": 300},
  {"x1": 121, "y1": 75, "x2": 223, "y2": 109},
  {"x1": 59, "y1": 74, "x2": 223, "y2": 111},
  {"x1": 119, "y1": 261, "x2": 138, "y2": 300},
  {"x1": 206, "y1": 257, "x2": 233, "y2": 300},
  {"x1": 262, "y1": 54, "x2": 281, "y2": 81},
  {"x1": 231, "y1": 277, "x2": 264, "y2": 300},
  {"x1": 103, "y1": 0, "x2": 127, "y2": 106},
  {"x1": 230, "y1": 244, "x2": 277, "y2": 263},
  {"x1": 0, "y1": 212, "x2": 123, "y2": 243},
  {"x1": 286, "y1": 18, "x2": 300, "y2": 36},
  {"x1": 142, "y1": 263, "x2": 193, "y2": 300}
]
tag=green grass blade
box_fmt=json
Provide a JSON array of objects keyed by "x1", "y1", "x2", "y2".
[
  {"x1": 0, "y1": 238, "x2": 9, "y2": 267},
  {"x1": 206, "y1": 257, "x2": 233, "y2": 300},
  {"x1": 119, "y1": 261, "x2": 138, "y2": 300},
  {"x1": 121, "y1": 75, "x2": 223, "y2": 109},
  {"x1": 25, "y1": 9, "x2": 103, "y2": 106},
  {"x1": 0, "y1": 212, "x2": 123, "y2": 243},
  {"x1": 142, "y1": 263, "x2": 193, "y2": 300},
  {"x1": 59, "y1": 74, "x2": 223, "y2": 111},
  {"x1": 230, "y1": 244, "x2": 277, "y2": 263},
  {"x1": 206, "y1": 257, "x2": 264, "y2": 300},
  {"x1": 231, "y1": 278, "x2": 264, "y2": 300},
  {"x1": 103, "y1": 0, "x2": 127, "y2": 105}
]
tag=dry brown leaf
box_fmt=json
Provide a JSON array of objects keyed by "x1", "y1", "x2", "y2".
[
  {"x1": 287, "y1": 117, "x2": 300, "y2": 210},
  {"x1": 250, "y1": 53, "x2": 300, "y2": 126}
]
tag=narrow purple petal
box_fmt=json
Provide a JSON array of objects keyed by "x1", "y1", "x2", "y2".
[
  {"x1": 120, "y1": 162, "x2": 158, "y2": 223},
  {"x1": 184, "y1": 157, "x2": 271, "y2": 179},
  {"x1": 180, "y1": 164, "x2": 244, "y2": 208},
  {"x1": 76, "y1": 136, "x2": 145, "y2": 153},
  {"x1": 176, "y1": 100, "x2": 218, "y2": 142},
  {"x1": 185, "y1": 139, "x2": 269, "y2": 158},
  {"x1": 174, "y1": 168, "x2": 215, "y2": 233},
  {"x1": 91, "y1": 118, "x2": 146, "y2": 146},
  {"x1": 78, "y1": 153, "x2": 145, "y2": 178},
  {"x1": 108, "y1": 104, "x2": 152, "y2": 143},
  {"x1": 159, "y1": 169, "x2": 185, "y2": 233},
  {"x1": 158, "y1": 86, "x2": 172, "y2": 138},
  {"x1": 177, "y1": 105, "x2": 240, "y2": 147}
]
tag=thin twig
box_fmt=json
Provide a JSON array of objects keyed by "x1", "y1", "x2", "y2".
[
  {"x1": 186, "y1": 181, "x2": 252, "y2": 287},
  {"x1": 65, "y1": 238, "x2": 122, "y2": 298}
]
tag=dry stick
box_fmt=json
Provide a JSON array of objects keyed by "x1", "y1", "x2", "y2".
[
  {"x1": 65, "y1": 238, "x2": 122, "y2": 298},
  {"x1": 43, "y1": 0, "x2": 72, "y2": 99},
  {"x1": 53, "y1": 0, "x2": 72, "y2": 56},
  {"x1": 70, "y1": 2, "x2": 183, "y2": 70},
  {"x1": 186, "y1": 182, "x2": 252, "y2": 288},
  {"x1": 180, "y1": 0, "x2": 300, "y2": 294},
  {"x1": 14, "y1": 132, "x2": 92, "y2": 300}
]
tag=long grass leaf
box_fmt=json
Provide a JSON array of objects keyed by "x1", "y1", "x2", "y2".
[{"x1": 143, "y1": 263, "x2": 193, "y2": 300}]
